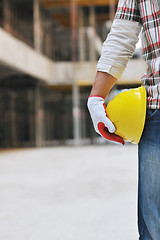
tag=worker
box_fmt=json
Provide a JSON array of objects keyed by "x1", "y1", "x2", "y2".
[{"x1": 87, "y1": 0, "x2": 160, "y2": 239}]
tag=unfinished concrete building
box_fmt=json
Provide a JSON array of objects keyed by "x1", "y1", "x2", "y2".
[{"x1": 0, "y1": 0, "x2": 147, "y2": 148}]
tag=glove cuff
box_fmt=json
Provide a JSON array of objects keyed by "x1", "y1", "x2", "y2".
[{"x1": 89, "y1": 95, "x2": 105, "y2": 99}]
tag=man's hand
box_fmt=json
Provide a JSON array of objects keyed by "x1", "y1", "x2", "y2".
[{"x1": 87, "y1": 95, "x2": 125, "y2": 145}]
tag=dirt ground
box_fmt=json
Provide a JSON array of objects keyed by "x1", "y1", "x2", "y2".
[{"x1": 0, "y1": 144, "x2": 139, "y2": 240}]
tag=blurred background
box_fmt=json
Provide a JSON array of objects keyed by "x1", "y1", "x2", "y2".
[
  {"x1": 0, "y1": 1, "x2": 147, "y2": 239},
  {"x1": 0, "y1": 0, "x2": 147, "y2": 149}
]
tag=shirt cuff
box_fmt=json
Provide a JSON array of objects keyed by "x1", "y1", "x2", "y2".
[{"x1": 97, "y1": 59, "x2": 126, "y2": 79}]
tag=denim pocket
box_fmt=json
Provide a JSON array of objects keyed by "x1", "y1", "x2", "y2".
[{"x1": 146, "y1": 109, "x2": 159, "y2": 121}]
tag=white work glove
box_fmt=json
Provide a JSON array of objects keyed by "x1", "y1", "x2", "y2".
[{"x1": 87, "y1": 95, "x2": 125, "y2": 145}]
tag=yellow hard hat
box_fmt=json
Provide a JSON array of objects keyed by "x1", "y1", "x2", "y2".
[{"x1": 106, "y1": 86, "x2": 147, "y2": 144}]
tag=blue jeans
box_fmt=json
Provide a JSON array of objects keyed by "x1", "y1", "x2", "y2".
[{"x1": 138, "y1": 109, "x2": 160, "y2": 240}]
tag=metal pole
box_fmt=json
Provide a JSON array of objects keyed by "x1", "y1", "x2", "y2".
[
  {"x1": 71, "y1": 0, "x2": 77, "y2": 62},
  {"x1": 70, "y1": 0, "x2": 81, "y2": 145},
  {"x1": 78, "y1": 7, "x2": 86, "y2": 61},
  {"x1": 2, "y1": 0, "x2": 12, "y2": 33},
  {"x1": 33, "y1": 0, "x2": 42, "y2": 52},
  {"x1": 89, "y1": 6, "x2": 96, "y2": 61}
]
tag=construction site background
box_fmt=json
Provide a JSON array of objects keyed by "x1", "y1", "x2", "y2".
[
  {"x1": 0, "y1": 0, "x2": 147, "y2": 148},
  {"x1": 0, "y1": 2, "x2": 142, "y2": 239}
]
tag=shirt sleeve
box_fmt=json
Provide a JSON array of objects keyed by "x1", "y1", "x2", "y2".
[
  {"x1": 97, "y1": 10, "x2": 142, "y2": 79},
  {"x1": 115, "y1": 0, "x2": 142, "y2": 23}
]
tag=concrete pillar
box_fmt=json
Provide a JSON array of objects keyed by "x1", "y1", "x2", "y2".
[
  {"x1": 78, "y1": 8, "x2": 86, "y2": 61},
  {"x1": 10, "y1": 92, "x2": 17, "y2": 148},
  {"x1": 72, "y1": 83, "x2": 81, "y2": 145},
  {"x1": 33, "y1": 0, "x2": 42, "y2": 53},
  {"x1": 35, "y1": 85, "x2": 43, "y2": 147},
  {"x1": 71, "y1": 0, "x2": 81, "y2": 145},
  {"x1": 28, "y1": 90, "x2": 35, "y2": 145},
  {"x1": 89, "y1": 7, "x2": 96, "y2": 61},
  {"x1": 2, "y1": 0, "x2": 12, "y2": 32}
]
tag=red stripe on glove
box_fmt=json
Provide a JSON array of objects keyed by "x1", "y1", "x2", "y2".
[{"x1": 98, "y1": 122, "x2": 125, "y2": 145}]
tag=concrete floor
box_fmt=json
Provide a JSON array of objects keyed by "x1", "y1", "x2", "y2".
[{"x1": 0, "y1": 144, "x2": 139, "y2": 240}]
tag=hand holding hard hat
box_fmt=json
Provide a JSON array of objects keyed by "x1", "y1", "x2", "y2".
[
  {"x1": 88, "y1": 86, "x2": 147, "y2": 145},
  {"x1": 87, "y1": 95, "x2": 125, "y2": 145}
]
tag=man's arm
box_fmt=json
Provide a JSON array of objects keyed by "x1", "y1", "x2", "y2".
[
  {"x1": 90, "y1": 18, "x2": 141, "y2": 99},
  {"x1": 87, "y1": 71, "x2": 124, "y2": 145},
  {"x1": 87, "y1": 18, "x2": 141, "y2": 144},
  {"x1": 90, "y1": 71, "x2": 117, "y2": 99}
]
